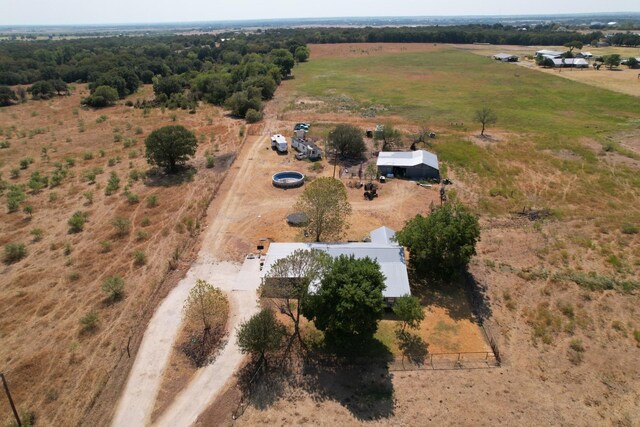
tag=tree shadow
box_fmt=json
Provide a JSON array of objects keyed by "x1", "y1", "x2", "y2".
[
  {"x1": 396, "y1": 330, "x2": 429, "y2": 366},
  {"x1": 300, "y1": 360, "x2": 394, "y2": 420},
  {"x1": 212, "y1": 152, "x2": 236, "y2": 173},
  {"x1": 409, "y1": 269, "x2": 492, "y2": 323},
  {"x1": 143, "y1": 165, "x2": 197, "y2": 187}
]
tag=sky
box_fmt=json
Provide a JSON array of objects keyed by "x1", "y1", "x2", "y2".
[{"x1": 1, "y1": 0, "x2": 639, "y2": 26}]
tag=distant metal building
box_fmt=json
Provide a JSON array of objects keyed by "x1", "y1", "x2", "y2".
[
  {"x1": 493, "y1": 53, "x2": 519, "y2": 62},
  {"x1": 376, "y1": 150, "x2": 440, "y2": 180}
]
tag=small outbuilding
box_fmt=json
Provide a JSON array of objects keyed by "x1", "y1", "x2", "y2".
[
  {"x1": 376, "y1": 150, "x2": 440, "y2": 181},
  {"x1": 493, "y1": 53, "x2": 519, "y2": 62}
]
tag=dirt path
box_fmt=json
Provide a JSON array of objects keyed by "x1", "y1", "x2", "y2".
[{"x1": 111, "y1": 129, "x2": 271, "y2": 427}]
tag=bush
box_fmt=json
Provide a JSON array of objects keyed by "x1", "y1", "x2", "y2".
[
  {"x1": 245, "y1": 108, "x2": 263, "y2": 123},
  {"x1": 621, "y1": 223, "x2": 639, "y2": 235},
  {"x1": 136, "y1": 230, "x2": 150, "y2": 241},
  {"x1": 205, "y1": 154, "x2": 215, "y2": 168},
  {"x1": 31, "y1": 228, "x2": 43, "y2": 242},
  {"x1": 68, "y1": 211, "x2": 88, "y2": 233},
  {"x1": 100, "y1": 240, "x2": 112, "y2": 253},
  {"x1": 4, "y1": 243, "x2": 26, "y2": 263},
  {"x1": 125, "y1": 192, "x2": 140, "y2": 204},
  {"x1": 83, "y1": 152, "x2": 93, "y2": 160},
  {"x1": 133, "y1": 250, "x2": 146, "y2": 266},
  {"x1": 141, "y1": 216, "x2": 151, "y2": 226},
  {"x1": 105, "y1": 171, "x2": 120, "y2": 195},
  {"x1": 80, "y1": 310, "x2": 99, "y2": 332},
  {"x1": 112, "y1": 216, "x2": 130, "y2": 236},
  {"x1": 146, "y1": 194, "x2": 158, "y2": 208},
  {"x1": 101, "y1": 275, "x2": 125, "y2": 302}
]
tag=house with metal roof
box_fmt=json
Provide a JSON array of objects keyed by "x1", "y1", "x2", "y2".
[
  {"x1": 376, "y1": 150, "x2": 440, "y2": 180},
  {"x1": 551, "y1": 58, "x2": 589, "y2": 68},
  {"x1": 260, "y1": 227, "x2": 410, "y2": 304},
  {"x1": 536, "y1": 49, "x2": 564, "y2": 58}
]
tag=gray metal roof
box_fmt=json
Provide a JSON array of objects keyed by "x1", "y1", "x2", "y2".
[
  {"x1": 370, "y1": 226, "x2": 396, "y2": 245},
  {"x1": 376, "y1": 150, "x2": 439, "y2": 170},
  {"x1": 261, "y1": 239, "x2": 411, "y2": 299},
  {"x1": 493, "y1": 53, "x2": 518, "y2": 60}
]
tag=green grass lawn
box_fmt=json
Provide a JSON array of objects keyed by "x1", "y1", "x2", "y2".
[{"x1": 291, "y1": 48, "x2": 640, "y2": 226}]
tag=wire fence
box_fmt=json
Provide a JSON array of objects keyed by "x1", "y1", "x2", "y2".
[{"x1": 389, "y1": 350, "x2": 498, "y2": 371}]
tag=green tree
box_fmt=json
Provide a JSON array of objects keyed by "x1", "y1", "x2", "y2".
[
  {"x1": 0, "y1": 86, "x2": 17, "y2": 106},
  {"x1": 153, "y1": 75, "x2": 184, "y2": 98},
  {"x1": 294, "y1": 46, "x2": 310, "y2": 62},
  {"x1": 4, "y1": 243, "x2": 27, "y2": 264},
  {"x1": 224, "y1": 89, "x2": 262, "y2": 118},
  {"x1": 145, "y1": 125, "x2": 197, "y2": 173},
  {"x1": 474, "y1": 106, "x2": 497, "y2": 136},
  {"x1": 302, "y1": 255, "x2": 386, "y2": 349},
  {"x1": 563, "y1": 40, "x2": 583, "y2": 53},
  {"x1": 393, "y1": 295, "x2": 424, "y2": 332},
  {"x1": 262, "y1": 249, "x2": 329, "y2": 349},
  {"x1": 184, "y1": 279, "x2": 228, "y2": 336},
  {"x1": 294, "y1": 177, "x2": 352, "y2": 242},
  {"x1": 84, "y1": 85, "x2": 118, "y2": 108},
  {"x1": 327, "y1": 124, "x2": 366, "y2": 159},
  {"x1": 395, "y1": 202, "x2": 481, "y2": 280},
  {"x1": 269, "y1": 48, "x2": 295, "y2": 78},
  {"x1": 374, "y1": 124, "x2": 402, "y2": 151},
  {"x1": 603, "y1": 54, "x2": 621, "y2": 70},
  {"x1": 237, "y1": 308, "x2": 286, "y2": 368}
]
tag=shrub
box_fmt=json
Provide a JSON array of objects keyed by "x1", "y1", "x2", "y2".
[
  {"x1": 133, "y1": 250, "x2": 146, "y2": 266},
  {"x1": 105, "y1": 171, "x2": 120, "y2": 195},
  {"x1": 135, "y1": 127, "x2": 143, "y2": 135},
  {"x1": 146, "y1": 194, "x2": 158, "y2": 208},
  {"x1": 69, "y1": 272, "x2": 80, "y2": 281},
  {"x1": 102, "y1": 276, "x2": 125, "y2": 302},
  {"x1": 100, "y1": 240, "x2": 112, "y2": 253},
  {"x1": 96, "y1": 115, "x2": 108, "y2": 123},
  {"x1": 68, "y1": 211, "x2": 88, "y2": 233},
  {"x1": 141, "y1": 216, "x2": 151, "y2": 226},
  {"x1": 125, "y1": 192, "x2": 140, "y2": 204},
  {"x1": 27, "y1": 171, "x2": 48, "y2": 192},
  {"x1": 63, "y1": 243, "x2": 72, "y2": 256},
  {"x1": 10, "y1": 168, "x2": 19, "y2": 179},
  {"x1": 83, "y1": 191, "x2": 93, "y2": 204},
  {"x1": 112, "y1": 216, "x2": 130, "y2": 236},
  {"x1": 83, "y1": 152, "x2": 93, "y2": 160},
  {"x1": 136, "y1": 230, "x2": 150, "y2": 241},
  {"x1": 31, "y1": 228, "x2": 43, "y2": 242},
  {"x1": 621, "y1": 223, "x2": 639, "y2": 235},
  {"x1": 65, "y1": 157, "x2": 75, "y2": 167},
  {"x1": 4, "y1": 243, "x2": 26, "y2": 263},
  {"x1": 245, "y1": 108, "x2": 263, "y2": 123},
  {"x1": 80, "y1": 310, "x2": 99, "y2": 332},
  {"x1": 205, "y1": 154, "x2": 215, "y2": 168}
]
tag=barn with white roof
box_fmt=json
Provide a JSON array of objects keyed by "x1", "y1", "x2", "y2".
[{"x1": 376, "y1": 150, "x2": 440, "y2": 180}]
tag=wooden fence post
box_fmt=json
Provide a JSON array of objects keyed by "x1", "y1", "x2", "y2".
[{"x1": 1, "y1": 373, "x2": 21, "y2": 427}]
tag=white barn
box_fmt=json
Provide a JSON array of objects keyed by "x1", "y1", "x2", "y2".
[{"x1": 377, "y1": 150, "x2": 440, "y2": 180}]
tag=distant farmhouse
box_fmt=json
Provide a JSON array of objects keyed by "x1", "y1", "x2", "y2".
[
  {"x1": 261, "y1": 226, "x2": 410, "y2": 305},
  {"x1": 377, "y1": 150, "x2": 440, "y2": 180},
  {"x1": 493, "y1": 53, "x2": 519, "y2": 62}
]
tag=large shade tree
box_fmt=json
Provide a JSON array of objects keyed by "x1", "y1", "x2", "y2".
[
  {"x1": 237, "y1": 308, "x2": 287, "y2": 368},
  {"x1": 294, "y1": 177, "x2": 352, "y2": 242},
  {"x1": 145, "y1": 125, "x2": 198, "y2": 173},
  {"x1": 395, "y1": 202, "x2": 480, "y2": 281},
  {"x1": 302, "y1": 255, "x2": 386, "y2": 349},
  {"x1": 327, "y1": 124, "x2": 366, "y2": 159}
]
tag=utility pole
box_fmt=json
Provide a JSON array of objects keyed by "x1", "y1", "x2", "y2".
[{"x1": 1, "y1": 373, "x2": 21, "y2": 427}]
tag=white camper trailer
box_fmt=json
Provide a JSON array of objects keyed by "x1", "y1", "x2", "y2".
[{"x1": 271, "y1": 134, "x2": 288, "y2": 153}]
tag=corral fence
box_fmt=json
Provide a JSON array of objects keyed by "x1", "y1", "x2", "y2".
[{"x1": 391, "y1": 272, "x2": 504, "y2": 371}]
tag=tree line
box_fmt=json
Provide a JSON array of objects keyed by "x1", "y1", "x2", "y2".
[{"x1": 0, "y1": 32, "x2": 309, "y2": 118}]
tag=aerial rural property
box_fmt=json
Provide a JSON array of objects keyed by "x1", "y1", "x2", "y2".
[{"x1": 0, "y1": 2, "x2": 639, "y2": 427}]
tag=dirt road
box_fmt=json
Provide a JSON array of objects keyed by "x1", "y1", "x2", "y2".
[{"x1": 111, "y1": 130, "x2": 271, "y2": 427}]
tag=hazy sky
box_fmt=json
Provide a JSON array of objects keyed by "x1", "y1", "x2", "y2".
[{"x1": 2, "y1": 0, "x2": 639, "y2": 26}]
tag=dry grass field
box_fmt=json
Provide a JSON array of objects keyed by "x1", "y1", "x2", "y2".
[
  {"x1": 0, "y1": 84, "x2": 246, "y2": 426},
  {"x1": 231, "y1": 43, "x2": 640, "y2": 427}
]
